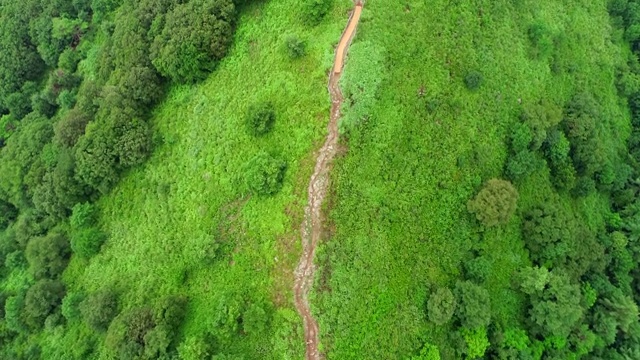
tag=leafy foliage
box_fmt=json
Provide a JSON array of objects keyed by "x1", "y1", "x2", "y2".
[
  {"x1": 25, "y1": 232, "x2": 71, "y2": 280},
  {"x1": 177, "y1": 335, "x2": 212, "y2": 360},
  {"x1": 285, "y1": 36, "x2": 306, "y2": 59},
  {"x1": 467, "y1": 179, "x2": 518, "y2": 227},
  {"x1": 244, "y1": 152, "x2": 287, "y2": 196},
  {"x1": 527, "y1": 271, "x2": 583, "y2": 338},
  {"x1": 245, "y1": 102, "x2": 276, "y2": 137},
  {"x1": 302, "y1": 0, "x2": 334, "y2": 25},
  {"x1": 454, "y1": 281, "x2": 491, "y2": 330},
  {"x1": 427, "y1": 287, "x2": 456, "y2": 325},
  {"x1": 460, "y1": 327, "x2": 490, "y2": 359},
  {"x1": 411, "y1": 343, "x2": 441, "y2": 360},
  {"x1": 464, "y1": 71, "x2": 483, "y2": 90},
  {"x1": 464, "y1": 256, "x2": 491, "y2": 283},
  {"x1": 71, "y1": 226, "x2": 107, "y2": 258},
  {"x1": 24, "y1": 279, "x2": 65, "y2": 329},
  {"x1": 81, "y1": 289, "x2": 119, "y2": 331},
  {"x1": 522, "y1": 202, "x2": 573, "y2": 267},
  {"x1": 243, "y1": 303, "x2": 268, "y2": 334},
  {"x1": 61, "y1": 291, "x2": 84, "y2": 322},
  {"x1": 150, "y1": 0, "x2": 235, "y2": 83}
]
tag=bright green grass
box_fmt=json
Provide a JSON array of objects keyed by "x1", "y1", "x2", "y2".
[
  {"x1": 43, "y1": 0, "x2": 357, "y2": 358},
  {"x1": 317, "y1": 0, "x2": 628, "y2": 358}
]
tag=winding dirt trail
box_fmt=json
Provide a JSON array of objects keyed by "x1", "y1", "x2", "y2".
[{"x1": 293, "y1": 2, "x2": 363, "y2": 360}]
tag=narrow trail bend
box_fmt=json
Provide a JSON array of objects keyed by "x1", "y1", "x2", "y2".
[{"x1": 293, "y1": 2, "x2": 364, "y2": 360}]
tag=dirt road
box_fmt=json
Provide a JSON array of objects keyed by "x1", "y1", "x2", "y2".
[{"x1": 293, "y1": 2, "x2": 364, "y2": 360}]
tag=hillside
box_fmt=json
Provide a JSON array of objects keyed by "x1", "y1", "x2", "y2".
[
  {"x1": 318, "y1": 0, "x2": 640, "y2": 358},
  {"x1": 2, "y1": 0, "x2": 640, "y2": 359}
]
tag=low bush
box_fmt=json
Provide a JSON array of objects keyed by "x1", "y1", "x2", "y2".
[
  {"x1": 244, "y1": 152, "x2": 287, "y2": 196},
  {"x1": 464, "y1": 71, "x2": 483, "y2": 90},
  {"x1": 71, "y1": 227, "x2": 107, "y2": 258},
  {"x1": 285, "y1": 36, "x2": 306, "y2": 59},
  {"x1": 245, "y1": 102, "x2": 276, "y2": 136},
  {"x1": 467, "y1": 179, "x2": 518, "y2": 227},
  {"x1": 302, "y1": 0, "x2": 334, "y2": 25}
]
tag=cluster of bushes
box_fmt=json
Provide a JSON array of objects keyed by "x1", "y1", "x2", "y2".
[
  {"x1": 175, "y1": 296, "x2": 270, "y2": 359},
  {"x1": 104, "y1": 295, "x2": 188, "y2": 359},
  {"x1": 243, "y1": 102, "x2": 287, "y2": 196},
  {"x1": 426, "y1": 277, "x2": 492, "y2": 358}
]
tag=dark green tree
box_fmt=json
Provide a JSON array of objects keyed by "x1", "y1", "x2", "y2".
[
  {"x1": 106, "y1": 306, "x2": 156, "y2": 359},
  {"x1": 71, "y1": 227, "x2": 106, "y2": 259},
  {"x1": 74, "y1": 122, "x2": 118, "y2": 194},
  {"x1": 24, "y1": 279, "x2": 66, "y2": 329},
  {"x1": 464, "y1": 256, "x2": 491, "y2": 283},
  {"x1": 4, "y1": 291, "x2": 27, "y2": 333},
  {"x1": 243, "y1": 303, "x2": 268, "y2": 334},
  {"x1": 506, "y1": 150, "x2": 541, "y2": 182},
  {"x1": 562, "y1": 92, "x2": 605, "y2": 177},
  {"x1": 522, "y1": 201, "x2": 574, "y2": 267},
  {"x1": 81, "y1": 289, "x2": 119, "y2": 331},
  {"x1": 25, "y1": 232, "x2": 71, "y2": 279},
  {"x1": 427, "y1": 287, "x2": 456, "y2": 325},
  {"x1": 510, "y1": 122, "x2": 534, "y2": 153},
  {"x1": 454, "y1": 281, "x2": 491, "y2": 329},
  {"x1": 528, "y1": 271, "x2": 583, "y2": 338},
  {"x1": 70, "y1": 202, "x2": 97, "y2": 229},
  {"x1": 150, "y1": 0, "x2": 236, "y2": 83},
  {"x1": 0, "y1": 112, "x2": 54, "y2": 207},
  {"x1": 0, "y1": 199, "x2": 18, "y2": 229},
  {"x1": 61, "y1": 291, "x2": 84, "y2": 322},
  {"x1": 154, "y1": 295, "x2": 188, "y2": 332},
  {"x1": 0, "y1": 2, "x2": 45, "y2": 110},
  {"x1": 113, "y1": 66, "x2": 163, "y2": 109}
]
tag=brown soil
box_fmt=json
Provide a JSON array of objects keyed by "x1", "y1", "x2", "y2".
[{"x1": 293, "y1": 2, "x2": 364, "y2": 360}]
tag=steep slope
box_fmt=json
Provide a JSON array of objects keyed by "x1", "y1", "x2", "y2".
[
  {"x1": 48, "y1": 0, "x2": 355, "y2": 358},
  {"x1": 317, "y1": 1, "x2": 630, "y2": 358}
]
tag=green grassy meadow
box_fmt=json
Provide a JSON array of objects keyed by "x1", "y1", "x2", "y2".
[
  {"x1": 317, "y1": 0, "x2": 630, "y2": 358},
  {"x1": 46, "y1": 0, "x2": 355, "y2": 358}
]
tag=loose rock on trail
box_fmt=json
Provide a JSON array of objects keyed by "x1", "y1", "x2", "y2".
[{"x1": 293, "y1": 2, "x2": 364, "y2": 360}]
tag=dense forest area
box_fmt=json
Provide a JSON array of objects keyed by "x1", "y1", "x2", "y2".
[{"x1": 0, "y1": 0, "x2": 250, "y2": 358}]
